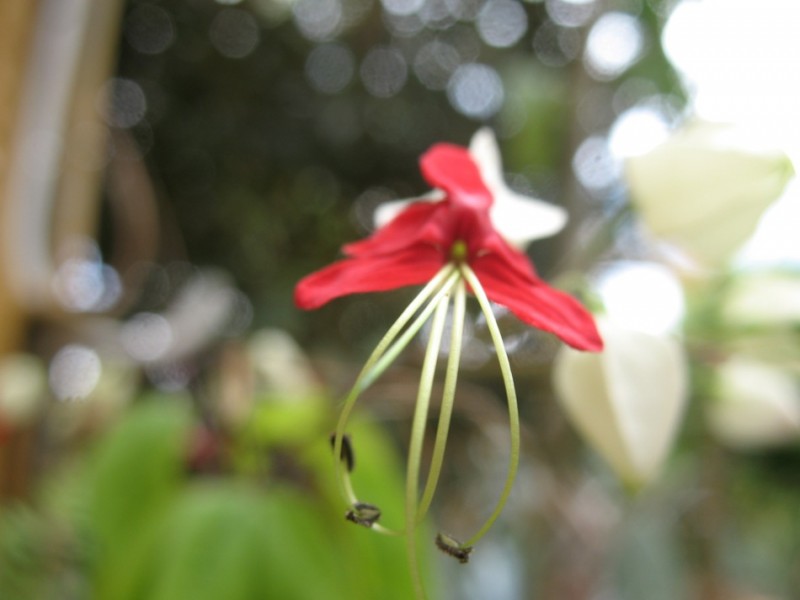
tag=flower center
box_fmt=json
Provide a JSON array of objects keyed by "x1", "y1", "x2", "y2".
[{"x1": 450, "y1": 240, "x2": 468, "y2": 263}]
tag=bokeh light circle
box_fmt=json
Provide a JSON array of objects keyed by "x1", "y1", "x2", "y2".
[
  {"x1": 573, "y1": 135, "x2": 619, "y2": 190},
  {"x1": 447, "y1": 63, "x2": 504, "y2": 119},
  {"x1": 124, "y1": 4, "x2": 175, "y2": 55},
  {"x1": 49, "y1": 345, "x2": 102, "y2": 401},
  {"x1": 414, "y1": 40, "x2": 461, "y2": 90},
  {"x1": 360, "y1": 47, "x2": 408, "y2": 98},
  {"x1": 477, "y1": 0, "x2": 528, "y2": 49},
  {"x1": 305, "y1": 43, "x2": 355, "y2": 94},
  {"x1": 209, "y1": 8, "x2": 260, "y2": 59},
  {"x1": 293, "y1": 0, "x2": 343, "y2": 41},
  {"x1": 595, "y1": 261, "x2": 685, "y2": 335},
  {"x1": 101, "y1": 78, "x2": 147, "y2": 129},
  {"x1": 584, "y1": 12, "x2": 645, "y2": 80}
]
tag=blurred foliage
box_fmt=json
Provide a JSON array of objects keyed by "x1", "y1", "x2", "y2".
[{"x1": 0, "y1": 394, "x2": 433, "y2": 599}]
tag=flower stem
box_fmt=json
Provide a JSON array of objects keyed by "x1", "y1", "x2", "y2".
[
  {"x1": 417, "y1": 277, "x2": 465, "y2": 521},
  {"x1": 406, "y1": 288, "x2": 451, "y2": 600},
  {"x1": 332, "y1": 265, "x2": 457, "y2": 509},
  {"x1": 460, "y1": 264, "x2": 520, "y2": 548},
  {"x1": 359, "y1": 273, "x2": 457, "y2": 391}
]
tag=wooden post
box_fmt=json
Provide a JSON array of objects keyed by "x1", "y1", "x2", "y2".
[
  {"x1": 0, "y1": 0, "x2": 40, "y2": 354},
  {"x1": 0, "y1": 0, "x2": 126, "y2": 501}
]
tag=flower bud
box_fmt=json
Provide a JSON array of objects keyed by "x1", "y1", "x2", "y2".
[
  {"x1": 553, "y1": 321, "x2": 688, "y2": 487},
  {"x1": 625, "y1": 121, "x2": 794, "y2": 266}
]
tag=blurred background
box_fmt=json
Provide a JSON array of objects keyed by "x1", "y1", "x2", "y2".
[{"x1": 1, "y1": 0, "x2": 799, "y2": 598}]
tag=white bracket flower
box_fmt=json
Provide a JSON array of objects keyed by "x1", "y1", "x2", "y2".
[
  {"x1": 709, "y1": 355, "x2": 800, "y2": 449},
  {"x1": 553, "y1": 320, "x2": 688, "y2": 488},
  {"x1": 625, "y1": 120, "x2": 795, "y2": 267},
  {"x1": 375, "y1": 128, "x2": 568, "y2": 249}
]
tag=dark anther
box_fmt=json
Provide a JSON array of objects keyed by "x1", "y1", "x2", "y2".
[
  {"x1": 329, "y1": 432, "x2": 355, "y2": 472},
  {"x1": 345, "y1": 502, "x2": 381, "y2": 528},
  {"x1": 435, "y1": 532, "x2": 473, "y2": 564}
]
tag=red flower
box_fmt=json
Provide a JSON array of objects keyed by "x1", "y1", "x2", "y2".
[{"x1": 295, "y1": 143, "x2": 602, "y2": 351}]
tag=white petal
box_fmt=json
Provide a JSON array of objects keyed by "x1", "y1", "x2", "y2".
[
  {"x1": 469, "y1": 127, "x2": 505, "y2": 190},
  {"x1": 373, "y1": 190, "x2": 445, "y2": 229},
  {"x1": 625, "y1": 120, "x2": 795, "y2": 266},
  {"x1": 602, "y1": 326, "x2": 687, "y2": 480},
  {"x1": 470, "y1": 128, "x2": 568, "y2": 247},
  {"x1": 489, "y1": 190, "x2": 567, "y2": 247},
  {"x1": 554, "y1": 346, "x2": 635, "y2": 476},
  {"x1": 372, "y1": 128, "x2": 569, "y2": 245},
  {"x1": 554, "y1": 320, "x2": 688, "y2": 486}
]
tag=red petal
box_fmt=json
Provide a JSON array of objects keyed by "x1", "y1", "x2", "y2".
[
  {"x1": 471, "y1": 253, "x2": 603, "y2": 351},
  {"x1": 343, "y1": 200, "x2": 447, "y2": 257},
  {"x1": 295, "y1": 245, "x2": 444, "y2": 309},
  {"x1": 420, "y1": 144, "x2": 492, "y2": 211}
]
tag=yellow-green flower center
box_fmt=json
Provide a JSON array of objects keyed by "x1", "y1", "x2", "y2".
[{"x1": 450, "y1": 240, "x2": 468, "y2": 263}]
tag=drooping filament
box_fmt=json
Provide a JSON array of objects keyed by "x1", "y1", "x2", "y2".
[{"x1": 331, "y1": 261, "x2": 521, "y2": 600}]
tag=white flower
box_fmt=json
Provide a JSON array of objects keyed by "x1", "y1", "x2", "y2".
[
  {"x1": 247, "y1": 328, "x2": 320, "y2": 399},
  {"x1": 553, "y1": 320, "x2": 688, "y2": 487},
  {"x1": 722, "y1": 270, "x2": 800, "y2": 328},
  {"x1": 708, "y1": 356, "x2": 800, "y2": 449},
  {"x1": 625, "y1": 120, "x2": 794, "y2": 267},
  {"x1": 0, "y1": 354, "x2": 47, "y2": 426},
  {"x1": 375, "y1": 128, "x2": 567, "y2": 248},
  {"x1": 716, "y1": 270, "x2": 800, "y2": 375}
]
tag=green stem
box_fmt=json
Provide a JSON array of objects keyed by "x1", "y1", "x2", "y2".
[
  {"x1": 460, "y1": 264, "x2": 520, "y2": 548},
  {"x1": 359, "y1": 272, "x2": 457, "y2": 391},
  {"x1": 417, "y1": 277, "x2": 466, "y2": 521},
  {"x1": 332, "y1": 265, "x2": 457, "y2": 506},
  {"x1": 357, "y1": 265, "x2": 458, "y2": 394},
  {"x1": 406, "y1": 288, "x2": 451, "y2": 600}
]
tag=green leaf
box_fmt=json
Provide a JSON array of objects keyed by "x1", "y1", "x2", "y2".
[
  {"x1": 88, "y1": 396, "x2": 193, "y2": 597},
  {"x1": 138, "y1": 484, "x2": 349, "y2": 600},
  {"x1": 302, "y1": 418, "x2": 440, "y2": 599}
]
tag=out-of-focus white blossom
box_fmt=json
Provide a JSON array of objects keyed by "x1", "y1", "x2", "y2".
[
  {"x1": 470, "y1": 128, "x2": 567, "y2": 247},
  {"x1": 49, "y1": 357, "x2": 137, "y2": 439},
  {"x1": 375, "y1": 128, "x2": 567, "y2": 248},
  {"x1": 708, "y1": 356, "x2": 800, "y2": 449},
  {"x1": 0, "y1": 353, "x2": 47, "y2": 426},
  {"x1": 248, "y1": 328, "x2": 320, "y2": 399},
  {"x1": 722, "y1": 270, "x2": 800, "y2": 328},
  {"x1": 553, "y1": 320, "x2": 688, "y2": 487},
  {"x1": 625, "y1": 121, "x2": 794, "y2": 267},
  {"x1": 120, "y1": 270, "x2": 241, "y2": 365}
]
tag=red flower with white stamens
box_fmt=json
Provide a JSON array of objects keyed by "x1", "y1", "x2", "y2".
[
  {"x1": 296, "y1": 142, "x2": 602, "y2": 351},
  {"x1": 295, "y1": 132, "x2": 602, "y2": 599}
]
